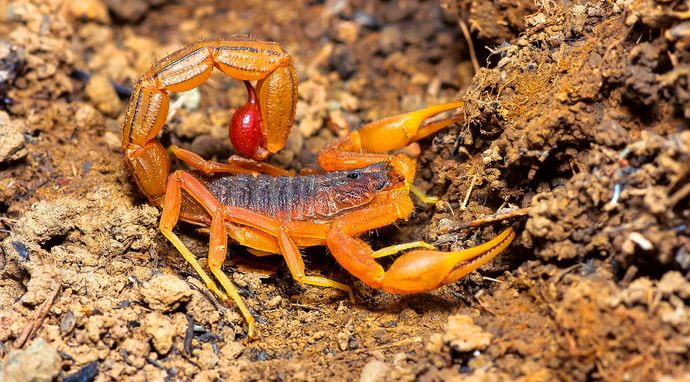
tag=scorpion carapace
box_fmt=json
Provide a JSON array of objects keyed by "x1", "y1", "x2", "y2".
[{"x1": 123, "y1": 37, "x2": 515, "y2": 338}]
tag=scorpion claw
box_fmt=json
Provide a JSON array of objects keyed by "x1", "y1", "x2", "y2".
[
  {"x1": 380, "y1": 228, "x2": 515, "y2": 294},
  {"x1": 328, "y1": 225, "x2": 515, "y2": 295},
  {"x1": 356, "y1": 101, "x2": 464, "y2": 154}
]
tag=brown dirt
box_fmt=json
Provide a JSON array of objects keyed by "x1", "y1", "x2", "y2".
[{"x1": 0, "y1": 0, "x2": 688, "y2": 381}]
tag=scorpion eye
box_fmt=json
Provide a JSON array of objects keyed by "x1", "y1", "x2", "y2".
[{"x1": 347, "y1": 170, "x2": 360, "y2": 180}]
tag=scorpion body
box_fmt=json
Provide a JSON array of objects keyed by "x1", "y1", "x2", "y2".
[
  {"x1": 122, "y1": 37, "x2": 515, "y2": 337},
  {"x1": 200, "y1": 162, "x2": 402, "y2": 222}
]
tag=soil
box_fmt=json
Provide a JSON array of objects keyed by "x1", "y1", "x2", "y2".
[{"x1": 0, "y1": 0, "x2": 689, "y2": 381}]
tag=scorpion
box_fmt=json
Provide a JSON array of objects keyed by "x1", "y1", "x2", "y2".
[{"x1": 122, "y1": 36, "x2": 515, "y2": 338}]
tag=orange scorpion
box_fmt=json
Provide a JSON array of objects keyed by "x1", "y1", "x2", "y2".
[{"x1": 122, "y1": 37, "x2": 515, "y2": 338}]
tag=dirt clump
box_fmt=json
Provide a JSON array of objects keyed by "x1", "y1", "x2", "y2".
[
  {"x1": 0, "y1": 111, "x2": 27, "y2": 163},
  {"x1": 139, "y1": 275, "x2": 193, "y2": 312},
  {"x1": 0, "y1": 338, "x2": 61, "y2": 382}
]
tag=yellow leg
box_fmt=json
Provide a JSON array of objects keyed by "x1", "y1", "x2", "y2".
[
  {"x1": 217, "y1": 207, "x2": 356, "y2": 303},
  {"x1": 160, "y1": 228, "x2": 229, "y2": 301},
  {"x1": 160, "y1": 171, "x2": 258, "y2": 337},
  {"x1": 299, "y1": 276, "x2": 355, "y2": 303},
  {"x1": 371, "y1": 241, "x2": 436, "y2": 258},
  {"x1": 409, "y1": 184, "x2": 439, "y2": 205},
  {"x1": 210, "y1": 268, "x2": 255, "y2": 337},
  {"x1": 208, "y1": 210, "x2": 256, "y2": 338},
  {"x1": 276, "y1": 227, "x2": 355, "y2": 302}
]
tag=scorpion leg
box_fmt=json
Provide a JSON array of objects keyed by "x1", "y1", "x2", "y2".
[
  {"x1": 159, "y1": 174, "x2": 228, "y2": 302},
  {"x1": 225, "y1": 223, "x2": 325, "y2": 256},
  {"x1": 160, "y1": 170, "x2": 257, "y2": 338},
  {"x1": 208, "y1": 209, "x2": 256, "y2": 338},
  {"x1": 325, "y1": 189, "x2": 515, "y2": 294},
  {"x1": 225, "y1": 155, "x2": 291, "y2": 176},
  {"x1": 161, "y1": 174, "x2": 353, "y2": 327},
  {"x1": 220, "y1": 207, "x2": 354, "y2": 301},
  {"x1": 169, "y1": 145, "x2": 291, "y2": 176},
  {"x1": 277, "y1": 226, "x2": 355, "y2": 302}
]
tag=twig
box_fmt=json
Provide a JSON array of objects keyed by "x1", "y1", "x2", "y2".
[
  {"x1": 120, "y1": 237, "x2": 135, "y2": 255},
  {"x1": 187, "y1": 278, "x2": 227, "y2": 313},
  {"x1": 608, "y1": 183, "x2": 622, "y2": 205},
  {"x1": 183, "y1": 315, "x2": 195, "y2": 355},
  {"x1": 288, "y1": 303, "x2": 324, "y2": 312},
  {"x1": 13, "y1": 282, "x2": 61, "y2": 348},
  {"x1": 453, "y1": 207, "x2": 530, "y2": 230},
  {"x1": 460, "y1": 174, "x2": 477, "y2": 210},
  {"x1": 0, "y1": 217, "x2": 17, "y2": 226},
  {"x1": 669, "y1": 182, "x2": 690, "y2": 208},
  {"x1": 474, "y1": 293, "x2": 497, "y2": 316},
  {"x1": 554, "y1": 263, "x2": 583, "y2": 284},
  {"x1": 351, "y1": 337, "x2": 422, "y2": 354},
  {"x1": 459, "y1": 19, "x2": 480, "y2": 74}
]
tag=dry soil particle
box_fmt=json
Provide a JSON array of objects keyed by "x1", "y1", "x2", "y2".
[
  {"x1": 526, "y1": 131, "x2": 690, "y2": 268},
  {"x1": 0, "y1": 339, "x2": 61, "y2": 382},
  {"x1": 139, "y1": 275, "x2": 193, "y2": 313},
  {"x1": 0, "y1": 111, "x2": 27, "y2": 163}
]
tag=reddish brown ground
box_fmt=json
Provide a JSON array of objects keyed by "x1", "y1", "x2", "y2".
[{"x1": 0, "y1": 0, "x2": 688, "y2": 381}]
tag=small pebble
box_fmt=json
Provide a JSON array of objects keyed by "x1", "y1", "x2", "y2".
[
  {"x1": 379, "y1": 26, "x2": 404, "y2": 54},
  {"x1": 65, "y1": 0, "x2": 110, "y2": 23},
  {"x1": 359, "y1": 359, "x2": 390, "y2": 382},
  {"x1": 193, "y1": 343, "x2": 219, "y2": 369},
  {"x1": 191, "y1": 134, "x2": 231, "y2": 158},
  {"x1": 143, "y1": 312, "x2": 176, "y2": 355},
  {"x1": 265, "y1": 295, "x2": 282, "y2": 309},
  {"x1": 102, "y1": 131, "x2": 122, "y2": 152},
  {"x1": 337, "y1": 331, "x2": 350, "y2": 351},
  {"x1": 75, "y1": 104, "x2": 103, "y2": 130},
  {"x1": 0, "y1": 339, "x2": 61, "y2": 382},
  {"x1": 140, "y1": 274, "x2": 193, "y2": 312},
  {"x1": 0, "y1": 111, "x2": 26, "y2": 163},
  {"x1": 220, "y1": 341, "x2": 245, "y2": 360},
  {"x1": 60, "y1": 311, "x2": 77, "y2": 335},
  {"x1": 85, "y1": 74, "x2": 120, "y2": 117},
  {"x1": 335, "y1": 21, "x2": 359, "y2": 43},
  {"x1": 104, "y1": 0, "x2": 152, "y2": 22},
  {"x1": 0, "y1": 40, "x2": 24, "y2": 92}
]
